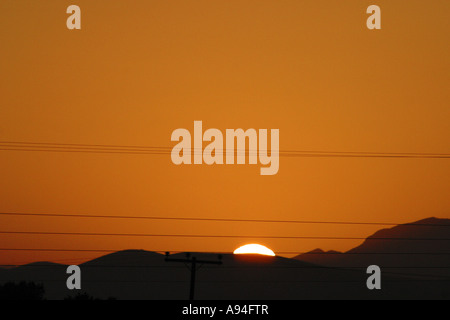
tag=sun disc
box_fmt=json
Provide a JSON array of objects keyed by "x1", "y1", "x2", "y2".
[{"x1": 233, "y1": 244, "x2": 275, "y2": 256}]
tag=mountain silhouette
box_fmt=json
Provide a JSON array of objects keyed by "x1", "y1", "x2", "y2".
[
  {"x1": 295, "y1": 218, "x2": 450, "y2": 278},
  {"x1": 1, "y1": 218, "x2": 449, "y2": 299}
]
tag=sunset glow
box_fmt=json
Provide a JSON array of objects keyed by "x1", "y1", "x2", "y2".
[
  {"x1": 233, "y1": 244, "x2": 276, "y2": 256},
  {"x1": 0, "y1": 1, "x2": 449, "y2": 268}
]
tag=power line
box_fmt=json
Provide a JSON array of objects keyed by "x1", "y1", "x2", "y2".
[
  {"x1": 6, "y1": 279, "x2": 450, "y2": 283},
  {"x1": 0, "y1": 256, "x2": 99, "y2": 268},
  {"x1": 0, "y1": 248, "x2": 117, "y2": 253},
  {"x1": 1, "y1": 147, "x2": 449, "y2": 158},
  {"x1": 3, "y1": 263, "x2": 450, "y2": 282},
  {"x1": 7, "y1": 279, "x2": 450, "y2": 284},
  {"x1": 1, "y1": 147, "x2": 448, "y2": 158},
  {"x1": 2, "y1": 263, "x2": 450, "y2": 269},
  {"x1": 1, "y1": 211, "x2": 449, "y2": 228},
  {"x1": 1, "y1": 248, "x2": 450, "y2": 255},
  {"x1": 0, "y1": 141, "x2": 170, "y2": 150},
  {"x1": 2, "y1": 141, "x2": 450, "y2": 156},
  {"x1": 1, "y1": 141, "x2": 449, "y2": 158},
  {"x1": 1, "y1": 250, "x2": 449, "y2": 280},
  {"x1": 3, "y1": 260, "x2": 450, "y2": 280},
  {"x1": 0, "y1": 230, "x2": 449, "y2": 240}
]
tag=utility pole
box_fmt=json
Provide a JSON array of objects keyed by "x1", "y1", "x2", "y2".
[{"x1": 165, "y1": 252, "x2": 222, "y2": 300}]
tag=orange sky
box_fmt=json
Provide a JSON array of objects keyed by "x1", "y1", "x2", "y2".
[{"x1": 0, "y1": 0, "x2": 449, "y2": 265}]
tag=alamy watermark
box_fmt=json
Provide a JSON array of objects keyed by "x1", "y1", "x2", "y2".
[{"x1": 171, "y1": 121, "x2": 279, "y2": 176}]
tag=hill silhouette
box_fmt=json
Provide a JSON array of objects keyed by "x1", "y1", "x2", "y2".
[
  {"x1": 1, "y1": 218, "x2": 449, "y2": 299},
  {"x1": 295, "y1": 218, "x2": 450, "y2": 278}
]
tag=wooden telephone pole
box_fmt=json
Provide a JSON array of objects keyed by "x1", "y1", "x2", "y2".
[{"x1": 165, "y1": 252, "x2": 223, "y2": 300}]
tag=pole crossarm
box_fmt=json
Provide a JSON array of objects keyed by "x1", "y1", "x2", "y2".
[{"x1": 164, "y1": 253, "x2": 223, "y2": 300}]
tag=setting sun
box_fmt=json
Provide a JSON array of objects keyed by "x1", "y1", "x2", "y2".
[{"x1": 233, "y1": 244, "x2": 276, "y2": 256}]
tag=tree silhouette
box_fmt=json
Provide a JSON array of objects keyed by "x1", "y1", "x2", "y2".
[{"x1": 0, "y1": 281, "x2": 45, "y2": 300}]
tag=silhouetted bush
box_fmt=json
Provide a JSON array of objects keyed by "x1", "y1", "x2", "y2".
[{"x1": 0, "y1": 281, "x2": 45, "y2": 300}]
